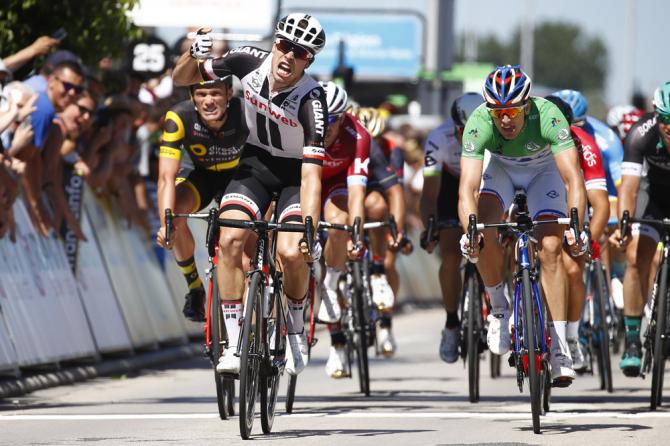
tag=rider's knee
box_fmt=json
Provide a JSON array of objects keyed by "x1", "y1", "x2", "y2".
[
  {"x1": 218, "y1": 229, "x2": 244, "y2": 258},
  {"x1": 538, "y1": 235, "x2": 563, "y2": 263},
  {"x1": 365, "y1": 192, "x2": 387, "y2": 220},
  {"x1": 278, "y1": 243, "x2": 303, "y2": 268}
]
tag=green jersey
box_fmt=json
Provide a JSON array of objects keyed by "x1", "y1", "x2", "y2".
[{"x1": 461, "y1": 97, "x2": 575, "y2": 165}]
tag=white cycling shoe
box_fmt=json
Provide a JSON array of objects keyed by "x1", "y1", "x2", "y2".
[
  {"x1": 216, "y1": 347, "x2": 240, "y2": 374},
  {"x1": 567, "y1": 338, "x2": 586, "y2": 371},
  {"x1": 286, "y1": 331, "x2": 309, "y2": 376},
  {"x1": 550, "y1": 350, "x2": 576, "y2": 385},
  {"x1": 439, "y1": 326, "x2": 461, "y2": 363},
  {"x1": 318, "y1": 283, "x2": 341, "y2": 323},
  {"x1": 371, "y1": 274, "x2": 395, "y2": 311},
  {"x1": 325, "y1": 345, "x2": 350, "y2": 378},
  {"x1": 486, "y1": 312, "x2": 511, "y2": 355},
  {"x1": 377, "y1": 326, "x2": 396, "y2": 357}
]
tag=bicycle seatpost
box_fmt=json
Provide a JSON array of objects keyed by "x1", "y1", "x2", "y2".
[
  {"x1": 468, "y1": 214, "x2": 477, "y2": 255},
  {"x1": 620, "y1": 210, "x2": 631, "y2": 247},
  {"x1": 165, "y1": 209, "x2": 173, "y2": 245}
]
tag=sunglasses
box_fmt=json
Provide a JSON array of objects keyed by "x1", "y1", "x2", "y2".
[
  {"x1": 56, "y1": 76, "x2": 84, "y2": 95},
  {"x1": 488, "y1": 104, "x2": 526, "y2": 120},
  {"x1": 77, "y1": 104, "x2": 94, "y2": 117},
  {"x1": 328, "y1": 114, "x2": 342, "y2": 125},
  {"x1": 275, "y1": 39, "x2": 313, "y2": 60},
  {"x1": 658, "y1": 113, "x2": 670, "y2": 125}
]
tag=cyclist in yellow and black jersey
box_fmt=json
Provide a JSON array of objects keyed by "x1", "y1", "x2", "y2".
[{"x1": 156, "y1": 76, "x2": 248, "y2": 322}]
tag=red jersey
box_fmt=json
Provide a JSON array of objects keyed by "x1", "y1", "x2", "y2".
[
  {"x1": 571, "y1": 125, "x2": 607, "y2": 192},
  {"x1": 376, "y1": 134, "x2": 404, "y2": 180},
  {"x1": 323, "y1": 112, "x2": 370, "y2": 187}
]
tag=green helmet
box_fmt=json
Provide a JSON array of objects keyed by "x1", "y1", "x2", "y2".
[{"x1": 653, "y1": 81, "x2": 670, "y2": 115}]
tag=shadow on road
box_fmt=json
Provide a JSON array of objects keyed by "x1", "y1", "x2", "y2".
[
  {"x1": 518, "y1": 422, "x2": 652, "y2": 434},
  {"x1": 252, "y1": 427, "x2": 434, "y2": 440}
]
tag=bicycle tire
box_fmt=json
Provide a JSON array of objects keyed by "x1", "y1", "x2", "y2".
[
  {"x1": 542, "y1": 357, "x2": 551, "y2": 414},
  {"x1": 226, "y1": 379, "x2": 235, "y2": 415},
  {"x1": 594, "y1": 262, "x2": 614, "y2": 393},
  {"x1": 209, "y1": 273, "x2": 229, "y2": 420},
  {"x1": 285, "y1": 375, "x2": 297, "y2": 414},
  {"x1": 466, "y1": 270, "x2": 481, "y2": 403},
  {"x1": 352, "y1": 261, "x2": 370, "y2": 396},
  {"x1": 522, "y1": 269, "x2": 542, "y2": 434},
  {"x1": 651, "y1": 262, "x2": 669, "y2": 410},
  {"x1": 261, "y1": 280, "x2": 284, "y2": 433},
  {"x1": 239, "y1": 272, "x2": 263, "y2": 439}
]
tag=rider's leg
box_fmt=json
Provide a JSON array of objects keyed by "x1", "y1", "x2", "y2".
[
  {"x1": 562, "y1": 249, "x2": 587, "y2": 369},
  {"x1": 321, "y1": 194, "x2": 348, "y2": 324},
  {"x1": 365, "y1": 190, "x2": 394, "y2": 309},
  {"x1": 438, "y1": 227, "x2": 464, "y2": 363}
]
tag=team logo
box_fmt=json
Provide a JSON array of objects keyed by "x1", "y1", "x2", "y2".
[
  {"x1": 525, "y1": 141, "x2": 542, "y2": 152},
  {"x1": 551, "y1": 117, "x2": 561, "y2": 127},
  {"x1": 468, "y1": 128, "x2": 479, "y2": 138},
  {"x1": 557, "y1": 128, "x2": 570, "y2": 141},
  {"x1": 194, "y1": 122, "x2": 202, "y2": 132},
  {"x1": 546, "y1": 190, "x2": 559, "y2": 199},
  {"x1": 463, "y1": 141, "x2": 476, "y2": 153},
  {"x1": 310, "y1": 88, "x2": 321, "y2": 99}
]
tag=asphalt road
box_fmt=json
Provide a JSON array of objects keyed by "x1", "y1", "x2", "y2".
[{"x1": 1, "y1": 307, "x2": 669, "y2": 445}]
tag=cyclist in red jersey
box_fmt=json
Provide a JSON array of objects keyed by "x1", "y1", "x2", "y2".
[
  {"x1": 547, "y1": 95, "x2": 609, "y2": 371},
  {"x1": 315, "y1": 82, "x2": 370, "y2": 377}
]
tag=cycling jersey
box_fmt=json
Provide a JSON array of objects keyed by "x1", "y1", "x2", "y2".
[
  {"x1": 582, "y1": 116, "x2": 623, "y2": 197},
  {"x1": 322, "y1": 113, "x2": 370, "y2": 187},
  {"x1": 376, "y1": 135, "x2": 404, "y2": 183},
  {"x1": 462, "y1": 97, "x2": 574, "y2": 166},
  {"x1": 571, "y1": 125, "x2": 606, "y2": 192},
  {"x1": 159, "y1": 98, "x2": 247, "y2": 171},
  {"x1": 199, "y1": 46, "x2": 327, "y2": 164},
  {"x1": 367, "y1": 138, "x2": 399, "y2": 192},
  {"x1": 423, "y1": 118, "x2": 462, "y2": 177},
  {"x1": 622, "y1": 113, "x2": 669, "y2": 186}
]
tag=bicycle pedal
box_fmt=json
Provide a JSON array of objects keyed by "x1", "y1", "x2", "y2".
[
  {"x1": 508, "y1": 354, "x2": 516, "y2": 368},
  {"x1": 551, "y1": 377, "x2": 573, "y2": 388}
]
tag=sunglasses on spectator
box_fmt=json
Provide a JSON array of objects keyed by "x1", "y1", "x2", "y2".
[
  {"x1": 658, "y1": 113, "x2": 670, "y2": 125},
  {"x1": 77, "y1": 104, "x2": 94, "y2": 117},
  {"x1": 56, "y1": 77, "x2": 84, "y2": 95},
  {"x1": 275, "y1": 39, "x2": 313, "y2": 60},
  {"x1": 488, "y1": 104, "x2": 526, "y2": 120}
]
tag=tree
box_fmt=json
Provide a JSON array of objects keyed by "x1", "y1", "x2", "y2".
[
  {"x1": 456, "y1": 21, "x2": 608, "y2": 92},
  {"x1": 0, "y1": 0, "x2": 142, "y2": 67}
]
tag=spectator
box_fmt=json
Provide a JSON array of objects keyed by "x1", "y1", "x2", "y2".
[
  {"x1": 0, "y1": 35, "x2": 60, "y2": 81},
  {"x1": 23, "y1": 50, "x2": 82, "y2": 94}
]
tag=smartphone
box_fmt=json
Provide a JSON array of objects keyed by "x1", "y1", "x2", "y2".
[
  {"x1": 51, "y1": 28, "x2": 67, "y2": 41},
  {"x1": 23, "y1": 114, "x2": 32, "y2": 126}
]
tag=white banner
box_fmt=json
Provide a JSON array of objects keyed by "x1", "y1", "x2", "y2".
[
  {"x1": 130, "y1": 0, "x2": 276, "y2": 31},
  {"x1": 0, "y1": 284, "x2": 18, "y2": 375}
]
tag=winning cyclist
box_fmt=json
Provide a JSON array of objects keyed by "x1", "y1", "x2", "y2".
[
  {"x1": 610, "y1": 81, "x2": 670, "y2": 377},
  {"x1": 172, "y1": 13, "x2": 328, "y2": 376},
  {"x1": 315, "y1": 82, "x2": 369, "y2": 378},
  {"x1": 353, "y1": 107, "x2": 407, "y2": 357},
  {"x1": 546, "y1": 95, "x2": 609, "y2": 371},
  {"x1": 459, "y1": 65, "x2": 586, "y2": 385},
  {"x1": 420, "y1": 92, "x2": 482, "y2": 363},
  {"x1": 156, "y1": 76, "x2": 247, "y2": 321}
]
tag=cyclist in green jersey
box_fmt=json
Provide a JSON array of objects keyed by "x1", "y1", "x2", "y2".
[{"x1": 458, "y1": 65, "x2": 586, "y2": 384}]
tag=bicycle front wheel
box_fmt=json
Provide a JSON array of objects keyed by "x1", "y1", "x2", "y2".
[
  {"x1": 593, "y1": 262, "x2": 613, "y2": 393},
  {"x1": 239, "y1": 272, "x2": 263, "y2": 439},
  {"x1": 466, "y1": 269, "x2": 482, "y2": 403},
  {"x1": 209, "y1": 273, "x2": 230, "y2": 420},
  {"x1": 352, "y1": 262, "x2": 370, "y2": 396},
  {"x1": 651, "y1": 262, "x2": 669, "y2": 410},
  {"x1": 261, "y1": 281, "x2": 285, "y2": 433},
  {"x1": 522, "y1": 269, "x2": 541, "y2": 434}
]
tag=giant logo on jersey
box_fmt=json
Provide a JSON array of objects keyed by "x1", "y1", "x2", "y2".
[
  {"x1": 245, "y1": 90, "x2": 299, "y2": 127},
  {"x1": 311, "y1": 89, "x2": 325, "y2": 137}
]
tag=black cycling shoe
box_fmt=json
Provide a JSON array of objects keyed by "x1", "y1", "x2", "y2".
[{"x1": 183, "y1": 288, "x2": 206, "y2": 322}]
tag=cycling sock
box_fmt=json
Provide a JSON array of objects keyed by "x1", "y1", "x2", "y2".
[
  {"x1": 549, "y1": 321, "x2": 568, "y2": 354},
  {"x1": 324, "y1": 265, "x2": 343, "y2": 291},
  {"x1": 485, "y1": 282, "x2": 507, "y2": 315},
  {"x1": 379, "y1": 314, "x2": 392, "y2": 328},
  {"x1": 287, "y1": 296, "x2": 305, "y2": 335},
  {"x1": 624, "y1": 315, "x2": 642, "y2": 346},
  {"x1": 566, "y1": 320, "x2": 580, "y2": 341},
  {"x1": 222, "y1": 300, "x2": 243, "y2": 349},
  {"x1": 371, "y1": 255, "x2": 385, "y2": 275},
  {"x1": 176, "y1": 256, "x2": 203, "y2": 290},
  {"x1": 446, "y1": 311, "x2": 460, "y2": 329}
]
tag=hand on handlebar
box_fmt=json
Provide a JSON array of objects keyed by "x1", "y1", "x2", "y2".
[
  {"x1": 459, "y1": 232, "x2": 482, "y2": 263},
  {"x1": 299, "y1": 237, "x2": 322, "y2": 263},
  {"x1": 156, "y1": 225, "x2": 175, "y2": 249},
  {"x1": 564, "y1": 227, "x2": 588, "y2": 257},
  {"x1": 347, "y1": 239, "x2": 364, "y2": 260},
  {"x1": 608, "y1": 227, "x2": 631, "y2": 250},
  {"x1": 387, "y1": 231, "x2": 404, "y2": 252},
  {"x1": 420, "y1": 230, "x2": 438, "y2": 253}
]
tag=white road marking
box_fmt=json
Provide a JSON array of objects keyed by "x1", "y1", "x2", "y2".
[{"x1": 1, "y1": 411, "x2": 670, "y2": 421}]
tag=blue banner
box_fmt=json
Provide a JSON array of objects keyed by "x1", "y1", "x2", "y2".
[{"x1": 308, "y1": 13, "x2": 424, "y2": 80}]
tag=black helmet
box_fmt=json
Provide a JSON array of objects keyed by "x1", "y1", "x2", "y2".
[{"x1": 451, "y1": 92, "x2": 483, "y2": 128}]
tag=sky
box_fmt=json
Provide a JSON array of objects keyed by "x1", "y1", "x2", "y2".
[{"x1": 282, "y1": 0, "x2": 669, "y2": 107}]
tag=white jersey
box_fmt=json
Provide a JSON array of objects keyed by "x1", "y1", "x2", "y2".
[
  {"x1": 200, "y1": 46, "x2": 327, "y2": 165},
  {"x1": 423, "y1": 118, "x2": 462, "y2": 177}
]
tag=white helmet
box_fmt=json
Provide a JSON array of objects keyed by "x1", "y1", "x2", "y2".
[
  {"x1": 275, "y1": 13, "x2": 326, "y2": 55},
  {"x1": 606, "y1": 104, "x2": 636, "y2": 128},
  {"x1": 319, "y1": 81, "x2": 348, "y2": 116}
]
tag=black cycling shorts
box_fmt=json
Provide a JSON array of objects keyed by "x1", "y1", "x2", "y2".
[
  {"x1": 437, "y1": 172, "x2": 459, "y2": 224},
  {"x1": 176, "y1": 167, "x2": 235, "y2": 211},
  {"x1": 220, "y1": 144, "x2": 303, "y2": 223},
  {"x1": 635, "y1": 177, "x2": 670, "y2": 220}
]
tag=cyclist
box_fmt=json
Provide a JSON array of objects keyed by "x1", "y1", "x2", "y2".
[
  {"x1": 459, "y1": 65, "x2": 586, "y2": 385},
  {"x1": 607, "y1": 105, "x2": 645, "y2": 142},
  {"x1": 155, "y1": 76, "x2": 247, "y2": 321},
  {"x1": 420, "y1": 92, "x2": 482, "y2": 363},
  {"x1": 173, "y1": 13, "x2": 327, "y2": 376},
  {"x1": 546, "y1": 95, "x2": 609, "y2": 371},
  {"x1": 315, "y1": 82, "x2": 369, "y2": 378},
  {"x1": 609, "y1": 81, "x2": 670, "y2": 377},
  {"x1": 353, "y1": 106, "x2": 407, "y2": 357}
]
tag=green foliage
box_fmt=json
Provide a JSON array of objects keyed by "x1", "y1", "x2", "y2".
[
  {"x1": 456, "y1": 21, "x2": 608, "y2": 92},
  {"x1": 0, "y1": 0, "x2": 142, "y2": 66}
]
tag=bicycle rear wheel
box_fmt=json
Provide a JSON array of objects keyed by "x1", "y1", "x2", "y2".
[
  {"x1": 466, "y1": 269, "x2": 482, "y2": 403},
  {"x1": 593, "y1": 263, "x2": 614, "y2": 393},
  {"x1": 651, "y1": 263, "x2": 668, "y2": 410},
  {"x1": 208, "y1": 273, "x2": 230, "y2": 420},
  {"x1": 239, "y1": 272, "x2": 263, "y2": 439},
  {"x1": 522, "y1": 269, "x2": 541, "y2": 434},
  {"x1": 352, "y1": 262, "x2": 370, "y2": 396}
]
